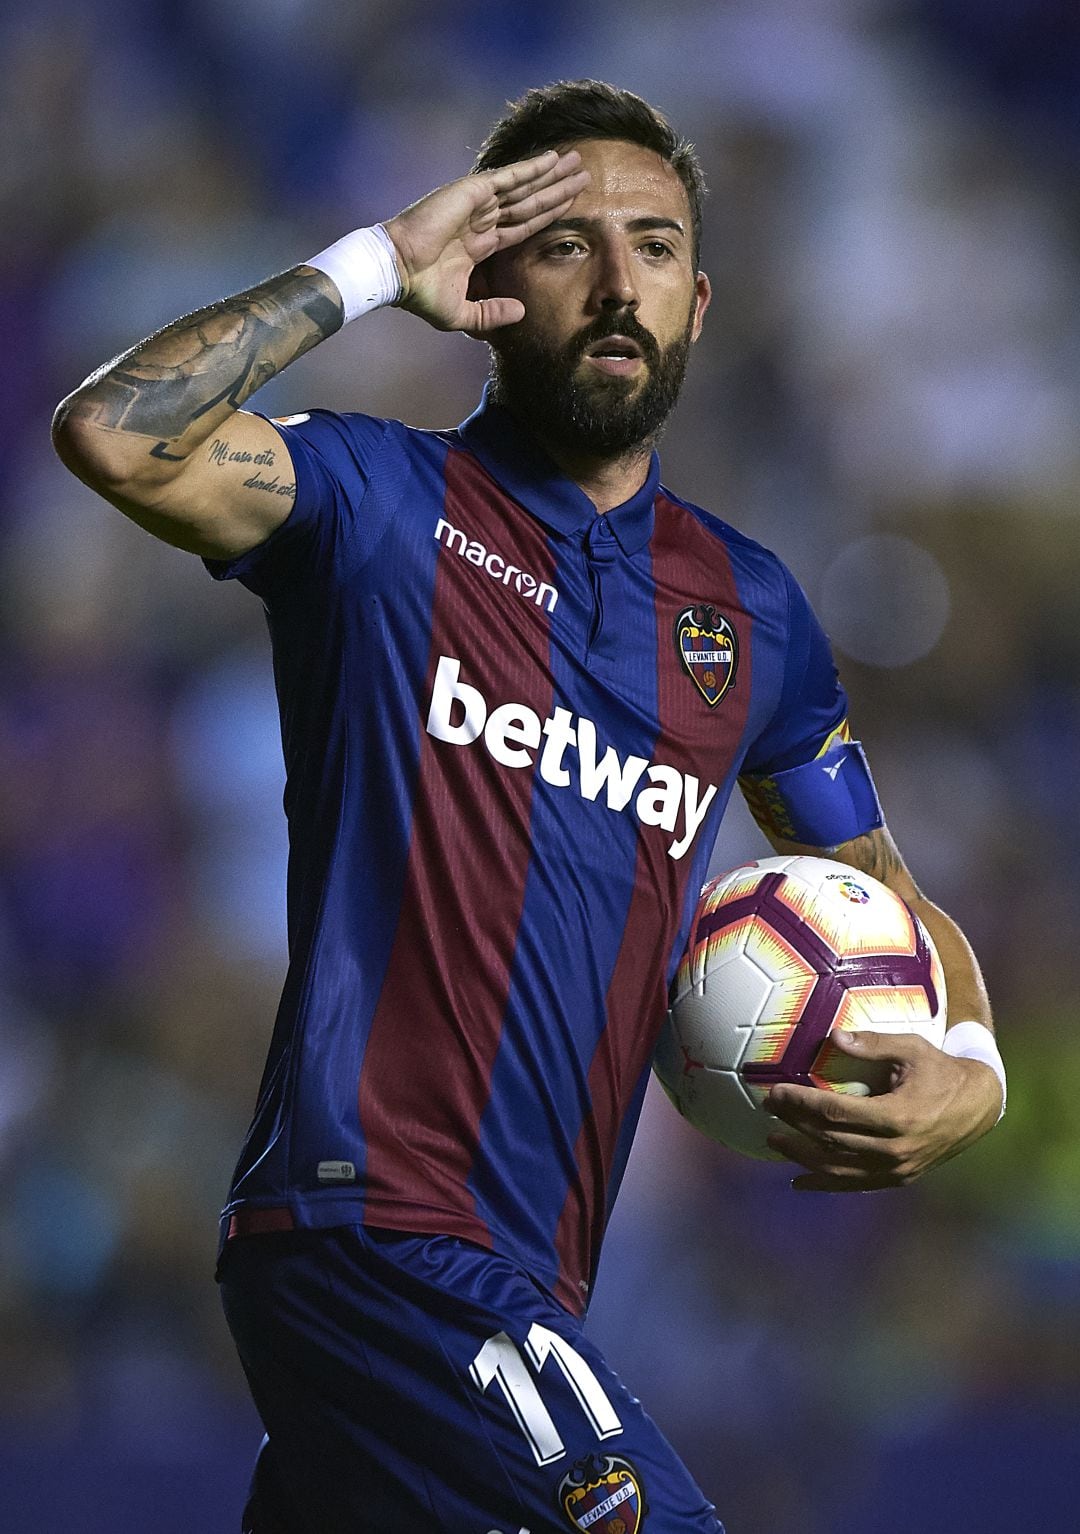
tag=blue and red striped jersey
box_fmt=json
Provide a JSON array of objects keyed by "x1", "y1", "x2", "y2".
[{"x1": 207, "y1": 388, "x2": 875, "y2": 1314}]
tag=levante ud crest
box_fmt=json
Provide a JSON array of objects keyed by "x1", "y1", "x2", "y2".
[
  {"x1": 674, "y1": 603, "x2": 739, "y2": 707},
  {"x1": 558, "y1": 1453, "x2": 647, "y2": 1533}
]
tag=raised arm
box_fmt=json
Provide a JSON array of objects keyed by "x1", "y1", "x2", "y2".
[
  {"x1": 51, "y1": 149, "x2": 588, "y2": 560},
  {"x1": 51, "y1": 271, "x2": 341, "y2": 560}
]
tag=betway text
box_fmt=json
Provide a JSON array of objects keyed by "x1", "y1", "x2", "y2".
[{"x1": 426, "y1": 656, "x2": 718, "y2": 861}]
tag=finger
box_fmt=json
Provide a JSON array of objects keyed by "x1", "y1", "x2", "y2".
[
  {"x1": 470, "y1": 202, "x2": 501, "y2": 232},
  {"x1": 495, "y1": 173, "x2": 591, "y2": 229},
  {"x1": 496, "y1": 152, "x2": 588, "y2": 207},
  {"x1": 766, "y1": 1083, "x2": 901, "y2": 1138},
  {"x1": 460, "y1": 295, "x2": 526, "y2": 334},
  {"x1": 468, "y1": 177, "x2": 586, "y2": 245},
  {"x1": 484, "y1": 148, "x2": 581, "y2": 197},
  {"x1": 767, "y1": 1131, "x2": 893, "y2": 1168},
  {"x1": 493, "y1": 196, "x2": 582, "y2": 251},
  {"x1": 827, "y1": 1029, "x2": 929, "y2": 1064}
]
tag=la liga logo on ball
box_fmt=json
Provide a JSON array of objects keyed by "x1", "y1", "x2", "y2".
[
  {"x1": 674, "y1": 604, "x2": 738, "y2": 707},
  {"x1": 655, "y1": 855, "x2": 946, "y2": 1158}
]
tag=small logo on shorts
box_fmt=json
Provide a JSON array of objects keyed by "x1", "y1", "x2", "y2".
[
  {"x1": 316, "y1": 1160, "x2": 356, "y2": 1183},
  {"x1": 558, "y1": 1453, "x2": 646, "y2": 1533}
]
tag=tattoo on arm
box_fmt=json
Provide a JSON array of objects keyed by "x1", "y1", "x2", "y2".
[
  {"x1": 241, "y1": 471, "x2": 296, "y2": 500},
  {"x1": 204, "y1": 437, "x2": 294, "y2": 499},
  {"x1": 846, "y1": 827, "x2": 922, "y2": 898},
  {"x1": 63, "y1": 268, "x2": 342, "y2": 461},
  {"x1": 207, "y1": 438, "x2": 277, "y2": 468}
]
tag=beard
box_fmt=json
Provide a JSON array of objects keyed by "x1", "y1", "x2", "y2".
[{"x1": 488, "y1": 303, "x2": 696, "y2": 461}]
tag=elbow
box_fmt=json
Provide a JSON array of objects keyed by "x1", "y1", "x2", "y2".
[
  {"x1": 51, "y1": 394, "x2": 216, "y2": 553},
  {"x1": 50, "y1": 393, "x2": 81, "y2": 466},
  {"x1": 51, "y1": 391, "x2": 157, "y2": 503},
  {"x1": 51, "y1": 393, "x2": 112, "y2": 488}
]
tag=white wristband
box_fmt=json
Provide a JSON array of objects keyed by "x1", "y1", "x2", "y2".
[
  {"x1": 305, "y1": 223, "x2": 402, "y2": 324},
  {"x1": 942, "y1": 1021, "x2": 1006, "y2": 1122}
]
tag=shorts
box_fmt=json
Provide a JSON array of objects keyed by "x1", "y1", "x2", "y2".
[{"x1": 218, "y1": 1223, "x2": 724, "y2": 1534}]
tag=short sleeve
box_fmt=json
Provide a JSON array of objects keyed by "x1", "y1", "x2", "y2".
[
  {"x1": 739, "y1": 565, "x2": 883, "y2": 847},
  {"x1": 203, "y1": 408, "x2": 392, "y2": 598},
  {"x1": 742, "y1": 564, "x2": 849, "y2": 777}
]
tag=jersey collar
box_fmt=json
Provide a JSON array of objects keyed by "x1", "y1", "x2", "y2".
[{"x1": 456, "y1": 385, "x2": 658, "y2": 555}]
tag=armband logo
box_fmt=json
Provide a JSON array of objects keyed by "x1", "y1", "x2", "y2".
[
  {"x1": 674, "y1": 604, "x2": 739, "y2": 707},
  {"x1": 558, "y1": 1453, "x2": 647, "y2": 1534}
]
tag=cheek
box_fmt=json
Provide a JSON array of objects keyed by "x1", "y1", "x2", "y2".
[
  {"x1": 652, "y1": 275, "x2": 699, "y2": 325},
  {"x1": 516, "y1": 259, "x2": 594, "y2": 318},
  {"x1": 515, "y1": 292, "x2": 579, "y2": 347}
]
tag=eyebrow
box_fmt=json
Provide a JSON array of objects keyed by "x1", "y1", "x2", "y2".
[{"x1": 541, "y1": 216, "x2": 686, "y2": 239}]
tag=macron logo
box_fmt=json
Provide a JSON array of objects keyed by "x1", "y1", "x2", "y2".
[
  {"x1": 435, "y1": 517, "x2": 559, "y2": 613},
  {"x1": 426, "y1": 655, "x2": 718, "y2": 861}
]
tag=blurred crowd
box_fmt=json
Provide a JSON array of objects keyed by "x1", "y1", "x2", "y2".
[{"x1": 3, "y1": 2, "x2": 1080, "y2": 1530}]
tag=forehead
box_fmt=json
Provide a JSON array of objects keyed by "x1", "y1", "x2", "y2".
[{"x1": 558, "y1": 137, "x2": 692, "y2": 228}]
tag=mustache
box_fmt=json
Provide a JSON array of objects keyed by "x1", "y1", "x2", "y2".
[{"x1": 567, "y1": 312, "x2": 661, "y2": 369}]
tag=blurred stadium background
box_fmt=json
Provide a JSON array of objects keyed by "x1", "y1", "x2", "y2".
[{"x1": 3, "y1": 2, "x2": 1080, "y2": 1530}]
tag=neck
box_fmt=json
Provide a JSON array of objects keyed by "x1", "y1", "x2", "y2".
[{"x1": 526, "y1": 427, "x2": 654, "y2": 515}]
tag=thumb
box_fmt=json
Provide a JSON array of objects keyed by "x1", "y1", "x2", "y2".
[
  {"x1": 463, "y1": 296, "x2": 525, "y2": 335},
  {"x1": 828, "y1": 1028, "x2": 925, "y2": 1062}
]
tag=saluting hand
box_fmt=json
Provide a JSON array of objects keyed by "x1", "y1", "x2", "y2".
[{"x1": 383, "y1": 150, "x2": 589, "y2": 335}]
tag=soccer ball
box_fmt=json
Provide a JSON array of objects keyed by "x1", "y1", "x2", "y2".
[{"x1": 654, "y1": 855, "x2": 947, "y2": 1158}]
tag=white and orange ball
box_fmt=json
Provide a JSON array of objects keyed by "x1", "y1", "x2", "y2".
[{"x1": 654, "y1": 855, "x2": 946, "y2": 1158}]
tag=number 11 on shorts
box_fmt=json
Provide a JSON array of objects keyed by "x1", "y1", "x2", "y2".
[{"x1": 470, "y1": 1324, "x2": 623, "y2": 1466}]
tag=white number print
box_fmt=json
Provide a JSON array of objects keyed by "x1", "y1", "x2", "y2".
[{"x1": 469, "y1": 1324, "x2": 622, "y2": 1467}]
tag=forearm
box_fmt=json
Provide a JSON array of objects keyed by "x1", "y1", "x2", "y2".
[
  {"x1": 820, "y1": 826, "x2": 991, "y2": 1032},
  {"x1": 52, "y1": 265, "x2": 342, "y2": 490},
  {"x1": 907, "y1": 893, "x2": 992, "y2": 1033},
  {"x1": 52, "y1": 153, "x2": 587, "y2": 553}
]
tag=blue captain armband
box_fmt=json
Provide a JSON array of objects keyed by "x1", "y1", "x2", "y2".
[{"x1": 739, "y1": 738, "x2": 884, "y2": 849}]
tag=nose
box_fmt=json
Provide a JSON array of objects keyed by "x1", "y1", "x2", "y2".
[{"x1": 588, "y1": 238, "x2": 640, "y2": 314}]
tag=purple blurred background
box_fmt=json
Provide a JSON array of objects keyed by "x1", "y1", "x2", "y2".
[{"x1": 3, "y1": 2, "x2": 1080, "y2": 1530}]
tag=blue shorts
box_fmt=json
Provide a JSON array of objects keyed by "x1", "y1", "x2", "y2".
[{"x1": 218, "y1": 1224, "x2": 724, "y2": 1534}]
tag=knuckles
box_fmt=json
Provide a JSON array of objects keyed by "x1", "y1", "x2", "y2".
[
  {"x1": 884, "y1": 1106, "x2": 915, "y2": 1138},
  {"x1": 817, "y1": 1093, "x2": 849, "y2": 1125},
  {"x1": 883, "y1": 1145, "x2": 926, "y2": 1185}
]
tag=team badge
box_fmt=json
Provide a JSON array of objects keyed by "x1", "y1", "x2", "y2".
[
  {"x1": 674, "y1": 604, "x2": 738, "y2": 707},
  {"x1": 558, "y1": 1453, "x2": 647, "y2": 1533}
]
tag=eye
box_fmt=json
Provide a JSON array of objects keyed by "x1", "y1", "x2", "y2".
[
  {"x1": 642, "y1": 240, "x2": 674, "y2": 259},
  {"x1": 544, "y1": 239, "x2": 585, "y2": 258}
]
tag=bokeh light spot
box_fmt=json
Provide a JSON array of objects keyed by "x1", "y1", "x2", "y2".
[{"x1": 819, "y1": 534, "x2": 950, "y2": 668}]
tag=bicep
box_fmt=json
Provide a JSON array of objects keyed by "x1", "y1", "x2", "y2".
[{"x1": 103, "y1": 412, "x2": 298, "y2": 560}]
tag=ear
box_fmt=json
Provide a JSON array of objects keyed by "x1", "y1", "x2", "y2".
[{"x1": 690, "y1": 271, "x2": 712, "y2": 343}]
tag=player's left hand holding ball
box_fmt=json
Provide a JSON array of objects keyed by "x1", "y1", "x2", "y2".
[{"x1": 765, "y1": 1029, "x2": 1004, "y2": 1191}]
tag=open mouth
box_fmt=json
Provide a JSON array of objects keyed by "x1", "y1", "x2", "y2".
[{"x1": 583, "y1": 336, "x2": 646, "y2": 375}]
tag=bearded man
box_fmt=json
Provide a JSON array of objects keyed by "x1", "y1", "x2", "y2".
[{"x1": 53, "y1": 79, "x2": 1003, "y2": 1534}]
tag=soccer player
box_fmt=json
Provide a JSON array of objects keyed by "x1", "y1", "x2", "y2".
[{"x1": 53, "y1": 81, "x2": 1005, "y2": 1534}]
